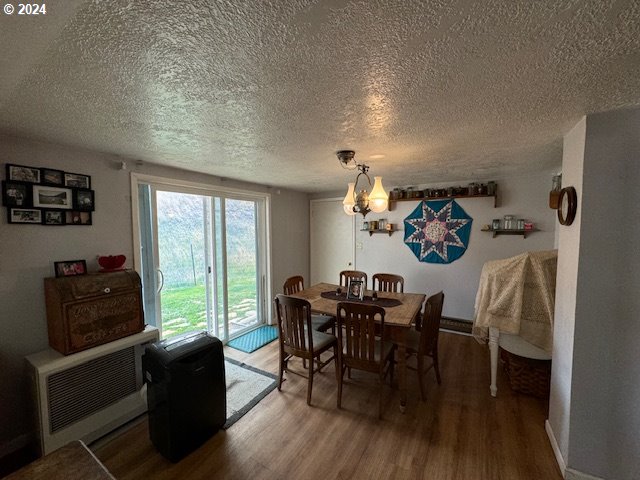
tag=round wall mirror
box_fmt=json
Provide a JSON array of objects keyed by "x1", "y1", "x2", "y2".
[{"x1": 557, "y1": 186, "x2": 577, "y2": 226}]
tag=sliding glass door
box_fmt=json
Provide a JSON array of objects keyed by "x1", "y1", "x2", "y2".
[{"x1": 134, "y1": 177, "x2": 269, "y2": 342}]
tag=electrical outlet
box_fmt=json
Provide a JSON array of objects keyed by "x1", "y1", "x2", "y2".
[{"x1": 356, "y1": 241, "x2": 363, "y2": 250}]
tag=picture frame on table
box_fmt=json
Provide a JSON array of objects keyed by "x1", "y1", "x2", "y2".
[
  {"x1": 8, "y1": 208, "x2": 42, "y2": 224},
  {"x1": 41, "y1": 168, "x2": 65, "y2": 186},
  {"x1": 54, "y1": 259, "x2": 87, "y2": 278},
  {"x1": 347, "y1": 279, "x2": 364, "y2": 301},
  {"x1": 64, "y1": 172, "x2": 91, "y2": 189},
  {"x1": 6, "y1": 164, "x2": 41, "y2": 183},
  {"x1": 2, "y1": 181, "x2": 31, "y2": 207},
  {"x1": 43, "y1": 209, "x2": 66, "y2": 226},
  {"x1": 74, "y1": 189, "x2": 95, "y2": 211},
  {"x1": 32, "y1": 185, "x2": 73, "y2": 209}
]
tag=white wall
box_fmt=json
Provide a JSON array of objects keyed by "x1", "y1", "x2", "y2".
[
  {"x1": 548, "y1": 108, "x2": 640, "y2": 480},
  {"x1": 570, "y1": 108, "x2": 640, "y2": 479},
  {"x1": 352, "y1": 171, "x2": 557, "y2": 319},
  {"x1": 547, "y1": 117, "x2": 585, "y2": 467},
  {"x1": 0, "y1": 134, "x2": 309, "y2": 453}
]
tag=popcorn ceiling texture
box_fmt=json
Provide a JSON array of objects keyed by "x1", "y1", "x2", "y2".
[{"x1": 0, "y1": 0, "x2": 639, "y2": 192}]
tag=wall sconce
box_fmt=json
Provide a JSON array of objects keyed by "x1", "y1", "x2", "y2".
[{"x1": 338, "y1": 150, "x2": 388, "y2": 217}]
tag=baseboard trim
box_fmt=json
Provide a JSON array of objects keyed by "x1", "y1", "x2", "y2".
[
  {"x1": 440, "y1": 316, "x2": 472, "y2": 335},
  {"x1": 565, "y1": 468, "x2": 605, "y2": 480},
  {"x1": 545, "y1": 420, "x2": 566, "y2": 478}
]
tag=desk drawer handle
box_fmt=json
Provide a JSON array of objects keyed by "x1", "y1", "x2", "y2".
[{"x1": 103, "y1": 287, "x2": 111, "y2": 294}]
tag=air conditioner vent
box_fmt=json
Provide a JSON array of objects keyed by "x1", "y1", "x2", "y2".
[{"x1": 47, "y1": 346, "x2": 137, "y2": 433}]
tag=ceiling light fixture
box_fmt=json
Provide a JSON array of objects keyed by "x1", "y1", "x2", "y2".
[{"x1": 338, "y1": 150, "x2": 388, "y2": 217}]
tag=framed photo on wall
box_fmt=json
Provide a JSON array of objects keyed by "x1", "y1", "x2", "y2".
[
  {"x1": 64, "y1": 172, "x2": 91, "y2": 189},
  {"x1": 347, "y1": 279, "x2": 364, "y2": 301},
  {"x1": 6, "y1": 164, "x2": 41, "y2": 183},
  {"x1": 32, "y1": 185, "x2": 73, "y2": 209},
  {"x1": 2, "y1": 181, "x2": 31, "y2": 207},
  {"x1": 65, "y1": 210, "x2": 92, "y2": 225},
  {"x1": 43, "y1": 210, "x2": 66, "y2": 226},
  {"x1": 8, "y1": 208, "x2": 42, "y2": 224},
  {"x1": 74, "y1": 189, "x2": 95, "y2": 211},
  {"x1": 41, "y1": 168, "x2": 65, "y2": 186}
]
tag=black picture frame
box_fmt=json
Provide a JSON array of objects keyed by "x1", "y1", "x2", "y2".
[
  {"x1": 64, "y1": 172, "x2": 91, "y2": 189},
  {"x1": 6, "y1": 164, "x2": 41, "y2": 183},
  {"x1": 41, "y1": 168, "x2": 65, "y2": 186},
  {"x1": 7, "y1": 208, "x2": 42, "y2": 224},
  {"x1": 347, "y1": 279, "x2": 365, "y2": 300},
  {"x1": 54, "y1": 260, "x2": 87, "y2": 277},
  {"x1": 43, "y1": 209, "x2": 66, "y2": 226},
  {"x1": 74, "y1": 189, "x2": 95, "y2": 211},
  {"x1": 2, "y1": 181, "x2": 31, "y2": 207},
  {"x1": 32, "y1": 185, "x2": 73, "y2": 210},
  {"x1": 65, "y1": 210, "x2": 92, "y2": 226}
]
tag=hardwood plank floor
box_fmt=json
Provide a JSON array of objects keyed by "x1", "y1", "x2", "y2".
[{"x1": 94, "y1": 332, "x2": 562, "y2": 480}]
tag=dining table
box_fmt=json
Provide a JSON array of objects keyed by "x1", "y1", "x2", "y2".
[{"x1": 292, "y1": 282, "x2": 426, "y2": 412}]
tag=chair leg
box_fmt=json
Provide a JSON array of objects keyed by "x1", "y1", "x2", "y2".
[
  {"x1": 378, "y1": 372, "x2": 384, "y2": 419},
  {"x1": 277, "y1": 353, "x2": 284, "y2": 391},
  {"x1": 433, "y1": 347, "x2": 442, "y2": 385},
  {"x1": 337, "y1": 357, "x2": 344, "y2": 409},
  {"x1": 417, "y1": 355, "x2": 426, "y2": 401},
  {"x1": 307, "y1": 357, "x2": 314, "y2": 405}
]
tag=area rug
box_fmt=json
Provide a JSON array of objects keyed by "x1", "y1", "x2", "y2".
[
  {"x1": 224, "y1": 357, "x2": 276, "y2": 428},
  {"x1": 227, "y1": 325, "x2": 278, "y2": 353}
]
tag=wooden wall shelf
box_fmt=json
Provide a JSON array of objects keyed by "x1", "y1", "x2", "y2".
[
  {"x1": 481, "y1": 228, "x2": 537, "y2": 238},
  {"x1": 360, "y1": 228, "x2": 394, "y2": 237},
  {"x1": 388, "y1": 193, "x2": 497, "y2": 211}
]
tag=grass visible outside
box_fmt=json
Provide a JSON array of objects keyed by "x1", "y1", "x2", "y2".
[{"x1": 161, "y1": 266, "x2": 258, "y2": 338}]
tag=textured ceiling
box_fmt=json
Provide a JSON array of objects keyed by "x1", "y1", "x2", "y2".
[{"x1": 1, "y1": 0, "x2": 639, "y2": 192}]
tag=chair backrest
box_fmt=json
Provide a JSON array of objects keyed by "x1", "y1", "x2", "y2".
[
  {"x1": 372, "y1": 273, "x2": 404, "y2": 293},
  {"x1": 274, "y1": 294, "x2": 314, "y2": 358},
  {"x1": 417, "y1": 291, "x2": 445, "y2": 354},
  {"x1": 339, "y1": 270, "x2": 368, "y2": 289},
  {"x1": 283, "y1": 275, "x2": 305, "y2": 295},
  {"x1": 336, "y1": 302, "x2": 385, "y2": 373}
]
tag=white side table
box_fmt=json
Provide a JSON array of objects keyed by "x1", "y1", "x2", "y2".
[{"x1": 488, "y1": 326, "x2": 551, "y2": 397}]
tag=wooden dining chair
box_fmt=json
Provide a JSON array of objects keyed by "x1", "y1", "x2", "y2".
[
  {"x1": 336, "y1": 302, "x2": 395, "y2": 419},
  {"x1": 372, "y1": 273, "x2": 404, "y2": 293},
  {"x1": 339, "y1": 270, "x2": 368, "y2": 289},
  {"x1": 405, "y1": 291, "x2": 445, "y2": 401},
  {"x1": 274, "y1": 294, "x2": 338, "y2": 405},
  {"x1": 283, "y1": 275, "x2": 335, "y2": 333}
]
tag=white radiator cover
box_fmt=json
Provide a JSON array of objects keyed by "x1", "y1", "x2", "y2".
[{"x1": 26, "y1": 326, "x2": 159, "y2": 455}]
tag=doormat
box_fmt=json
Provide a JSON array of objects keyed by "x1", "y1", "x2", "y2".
[
  {"x1": 224, "y1": 358, "x2": 276, "y2": 428},
  {"x1": 227, "y1": 325, "x2": 278, "y2": 353},
  {"x1": 440, "y1": 317, "x2": 473, "y2": 335}
]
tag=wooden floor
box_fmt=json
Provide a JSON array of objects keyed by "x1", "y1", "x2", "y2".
[{"x1": 94, "y1": 332, "x2": 562, "y2": 480}]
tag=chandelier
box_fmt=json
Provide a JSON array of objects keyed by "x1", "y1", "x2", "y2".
[{"x1": 337, "y1": 150, "x2": 388, "y2": 217}]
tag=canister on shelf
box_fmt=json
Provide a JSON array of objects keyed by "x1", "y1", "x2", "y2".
[
  {"x1": 517, "y1": 219, "x2": 525, "y2": 230},
  {"x1": 492, "y1": 218, "x2": 501, "y2": 230},
  {"x1": 503, "y1": 215, "x2": 515, "y2": 230}
]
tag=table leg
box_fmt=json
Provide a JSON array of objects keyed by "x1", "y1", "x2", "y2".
[
  {"x1": 489, "y1": 326, "x2": 499, "y2": 397},
  {"x1": 397, "y1": 343, "x2": 407, "y2": 412}
]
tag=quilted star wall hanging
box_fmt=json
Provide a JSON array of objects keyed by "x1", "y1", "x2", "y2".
[{"x1": 404, "y1": 199, "x2": 473, "y2": 264}]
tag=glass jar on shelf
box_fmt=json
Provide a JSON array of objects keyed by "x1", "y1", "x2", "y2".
[{"x1": 503, "y1": 215, "x2": 515, "y2": 230}]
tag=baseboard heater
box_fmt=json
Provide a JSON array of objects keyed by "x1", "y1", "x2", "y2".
[{"x1": 26, "y1": 326, "x2": 159, "y2": 455}]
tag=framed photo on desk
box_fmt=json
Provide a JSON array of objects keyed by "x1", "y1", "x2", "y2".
[{"x1": 347, "y1": 279, "x2": 364, "y2": 300}]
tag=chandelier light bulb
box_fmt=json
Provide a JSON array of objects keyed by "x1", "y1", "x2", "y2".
[
  {"x1": 368, "y1": 176, "x2": 388, "y2": 213},
  {"x1": 342, "y1": 182, "x2": 356, "y2": 215}
]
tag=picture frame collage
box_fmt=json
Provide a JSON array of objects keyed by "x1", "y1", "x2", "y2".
[{"x1": 2, "y1": 164, "x2": 95, "y2": 226}]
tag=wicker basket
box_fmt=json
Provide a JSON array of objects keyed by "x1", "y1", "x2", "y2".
[{"x1": 500, "y1": 348, "x2": 551, "y2": 398}]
